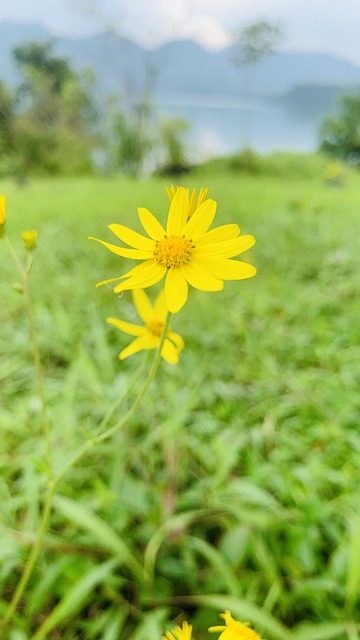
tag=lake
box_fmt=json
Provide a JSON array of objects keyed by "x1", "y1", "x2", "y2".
[{"x1": 155, "y1": 93, "x2": 328, "y2": 159}]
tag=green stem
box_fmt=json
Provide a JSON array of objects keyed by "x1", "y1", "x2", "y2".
[
  {"x1": 1, "y1": 266, "x2": 171, "y2": 632},
  {"x1": 0, "y1": 240, "x2": 55, "y2": 635},
  {"x1": 95, "y1": 352, "x2": 148, "y2": 435},
  {"x1": 5, "y1": 238, "x2": 52, "y2": 477},
  {"x1": 97, "y1": 311, "x2": 171, "y2": 443},
  {"x1": 55, "y1": 312, "x2": 172, "y2": 484},
  {"x1": 24, "y1": 255, "x2": 53, "y2": 480},
  {"x1": 0, "y1": 484, "x2": 55, "y2": 635},
  {"x1": 4, "y1": 235, "x2": 25, "y2": 278}
]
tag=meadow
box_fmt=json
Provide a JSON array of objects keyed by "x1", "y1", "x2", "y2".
[{"x1": 1, "y1": 153, "x2": 360, "y2": 639}]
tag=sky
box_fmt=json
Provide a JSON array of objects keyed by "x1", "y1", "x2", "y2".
[{"x1": 1, "y1": 0, "x2": 360, "y2": 65}]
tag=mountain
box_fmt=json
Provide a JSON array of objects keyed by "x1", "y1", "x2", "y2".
[{"x1": 1, "y1": 21, "x2": 360, "y2": 103}]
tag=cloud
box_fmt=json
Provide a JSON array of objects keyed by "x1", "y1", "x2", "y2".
[
  {"x1": 1, "y1": 0, "x2": 360, "y2": 64},
  {"x1": 175, "y1": 14, "x2": 231, "y2": 49}
]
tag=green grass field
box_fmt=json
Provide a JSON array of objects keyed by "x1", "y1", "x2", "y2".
[{"x1": 1, "y1": 154, "x2": 360, "y2": 639}]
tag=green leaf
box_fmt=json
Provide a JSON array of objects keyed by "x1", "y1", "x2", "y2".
[
  {"x1": 144, "y1": 509, "x2": 215, "y2": 581},
  {"x1": 132, "y1": 609, "x2": 168, "y2": 640},
  {"x1": 345, "y1": 513, "x2": 360, "y2": 616},
  {"x1": 26, "y1": 555, "x2": 72, "y2": 616},
  {"x1": 293, "y1": 621, "x2": 360, "y2": 640},
  {"x1": 31, "y1": 559, "x2": 117, "y2": 639},
  {"x1": 54, "y1": 495, "x2": 143, "y2": 579},
  {"x1": 184, "y1": 535, "x2": 241, "y2": 596}
]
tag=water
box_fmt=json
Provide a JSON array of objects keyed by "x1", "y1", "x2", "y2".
[{"x1": 155, "y1": 93, "x2": 326, "y2": 159}]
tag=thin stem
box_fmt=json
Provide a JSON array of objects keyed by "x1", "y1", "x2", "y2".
[
  {"x1": 55, "y1": 312, "x2": 172, "y2": 484},
  {"x1": 4, "y1": 235, "x2": 25, "y2": 277},
  {"x1": 97, "y1": 311, "x2": 172, "y2": 443},
  {"x1": 1, "y1": 276, "x2": 171, "y2": 631},
  {"x1": 4, "y1": 238, "x2": 52, "y2": 477},
  {"x1": 24, "y1": 255, "x2": 53, "y2": 480},
  {"x1": 0, "y1": 484, "x2": 55, "y2": 635},
  {"x1": 95, "y1": 352, "x2": 148, "y2": 435}
]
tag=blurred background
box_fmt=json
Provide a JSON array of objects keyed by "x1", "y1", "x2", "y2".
[
  {"x1": 2, "y1": 2, "x2": 360, "y2": 639},
  {"x1": 1, "y1": 0, "x2": 360, "y2": 175}
]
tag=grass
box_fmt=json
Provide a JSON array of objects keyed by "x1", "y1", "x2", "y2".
[{"x1": 1, "y1": 153, "x2": 360, "y2": 639}]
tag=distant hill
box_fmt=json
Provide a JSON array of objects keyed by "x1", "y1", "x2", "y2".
[
  {"x1": 1, "y1": 21, "x2": 360, "y2": 105},
  {"x1": 280, "y1": 84, "x2": 356, "y2": 117}
]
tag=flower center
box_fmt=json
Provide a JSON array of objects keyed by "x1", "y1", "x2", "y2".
[
  {"x1": 146, "y1": 319, "x2": 165, "y2": 337},
  {"x1": 154, "y1": 235, "x2": 194, "y2": 268}
]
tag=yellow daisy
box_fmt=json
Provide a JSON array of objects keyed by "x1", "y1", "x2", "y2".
[
  {"x1": 107, "y1": 288, "x2": 184, "y2": 364},
  {"x1": 89, "y1": 187, "x2": 256, "y2": 314},
  {"x1": 209, "y1": 611, "x2": 262, "y2": 640},
  {"x1": 162, "y1": 620, "x2": 192, "y2": 640}
]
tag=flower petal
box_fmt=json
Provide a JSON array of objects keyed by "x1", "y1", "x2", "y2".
[
  {"x1": 183, "y1": 199, "x2": 217, "y2": 240},
  {"x1": 114, "y1": 261, "x2": 165, "y2": 293},
  {"x1": 165, "y1": 267, "x2": 188, "y2": 313},
  {"x1": 195, "y1": 223, "x2": 240, "y2": 246},
  {"x1": 168, "y1": 331, "x2": 185, "y2": 352},
  {"x1": 107, "y1": 317, "x2": 145, "y2": 336},
  {"x1": 89, "y1": 236, "x2": 152, "y2": 259},
  {"x1": 108, "y1": 224, "x2": 155, "y2": 250},
  {"x1": 195, "y1": 257, "x2": 257, "y2": 280},
  {"x1": 166, "y1": 187, "x2": 189, "y2": 235},
  {"x1": 132, "y1": 289, "x2": 155, "y2": 323},
  {"x1": 194, "y1": 235, "x2": 256, "y2": 258},
  {"x1": 138, "y1": 207, "x2": 166, "y2": 240},
  {"x1": 161, "y1": 338, "x2": 180, "y2": 364},
  {"x1": 0, "y1": 195, "x2": 6, "y2": 225},
  {"x1": 165, "y1": 185, "x2": 176, "y2": 202},
  {"x1": 119, "y1": 335, "x2": 156, "y2": 360},
  {"x1": 182, "y1": 261, "x2": 224, "y2": 291},
  {"x1": 112, "y1": 259, "x2": 165, "y2": 282},
  {"x1": 154, "y1": 288, "x2": 167, "y2": 318},
  {"x1": 95, "y1": 275, "x2": 126, "y2": 288},
  {"x1": 116, "y1": 259, "x2": 158, "y2": 280}
]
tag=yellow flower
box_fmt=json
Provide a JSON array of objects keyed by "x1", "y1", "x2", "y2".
[
  {"x1": 107, "y1": 288, "x2": 184, "y2": 363},
  {"x1": 90, "y1": 187, "x2": 256, "y2": 314},
  {"x1": 21, "y1": 230, "x2": 38, "y2": 252},
  {"x1": 0, "y1": 195, "x2": 6, "y2": 236},
  {"x1": 209, "y1": 611, "x2": 262, "y2": 640},
  {"x1": 324, "y1": 162, "x2": 341, "y2": 180},
  {"x1": 162, "y1": 620, "x2": 192, "y2": 640},
  {"x1": 166, "y1": 185, "x2": 209, "y2": 218}
]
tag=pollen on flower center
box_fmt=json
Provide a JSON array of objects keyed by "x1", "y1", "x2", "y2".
[
  {"x1": 146, "y1": 319, "x2": 165, "y2": 337},
  {"x1": 154, "y1": 235, "x2": 194, "y2": 268}
]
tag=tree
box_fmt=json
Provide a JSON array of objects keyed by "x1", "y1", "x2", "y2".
[
  {"x1": 232, "y1": 20, "x2": 284, "y2": 148},
  {"x1": 319, "y1": 93, "x2": 360, "y2": 164},
  {"x1": 12, "y1": 42, "x2": 98, "y2": 174},
  {"x1": 157, "y1": 117, "x2": 190, "y2": 175},
  {"x1": 232, "y1": 20, "x2": 284, "y2": 67},
  {"x1": 110, "y1": 101, "x2": 153, "y2": 177},
  {"x1": 0, "y1": 82, "x2": 17, "y2": 175}
]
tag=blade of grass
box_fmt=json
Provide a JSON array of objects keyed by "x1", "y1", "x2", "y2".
[
  {"x1": 345, "y1": 513, "x2": 360, "y2": 617},
  {"x1": 293, "y1": 621, "x2": 360, "y2": 640},
  {"x1": 30, "y1": 559, "x2": 117, "y2": 639},
  {"x1": 53, "y1": 495, "x2": 143, "y2": 580}
]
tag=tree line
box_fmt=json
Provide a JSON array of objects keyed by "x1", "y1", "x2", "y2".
[
  {"x1": 1, "y1": 37, "x2": 360, "y2": 179},
  {"x1": 0, "y1": 41, "x2": 190, "y2": 178}
]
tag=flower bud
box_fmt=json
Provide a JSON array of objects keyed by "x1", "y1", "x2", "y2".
[{"x1": 21, "y1": 229, "x2": 38, "y2": 252}]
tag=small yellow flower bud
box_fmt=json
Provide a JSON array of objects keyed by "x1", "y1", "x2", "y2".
[
  {"x1": 0, "y1": 195, "x2": 6, "y2": 237},
  {"x1": 21, "y1": 229, "x2": 38, "y2": 252}
]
